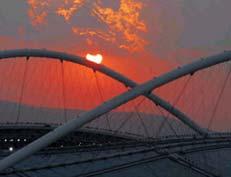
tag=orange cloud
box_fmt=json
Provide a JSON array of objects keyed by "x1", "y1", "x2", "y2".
[
  {"x1": 92, "y1": 0, "x2": 147, "y2": 52},
  {"x1": 72, "y1": 26, "x2": 116, "y2": 43},
  {"x1": 26, "y1": 0, "x2": 147, "y2": 52},
  {"x1": 56, "y1": 0, "x2": 85, "y2": 21},
  {"x1": 27, "y1": 0, "x2": 49, "y2": 26}
]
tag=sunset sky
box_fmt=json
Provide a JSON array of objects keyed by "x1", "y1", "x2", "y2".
[
  {"x1": 1, "y1": 0, "x2": 230, "y2": 63},
  {"x1": 0, "y1": 1, "x2": 230, "y2": 130}
]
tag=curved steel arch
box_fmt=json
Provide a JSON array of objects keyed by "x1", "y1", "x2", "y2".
[
  {"x1": 0, "y1": 50, "x2": 231, "y2": 171},
  {"x1": 0, "y1": 49, "x2": 206, "y2": 135}
]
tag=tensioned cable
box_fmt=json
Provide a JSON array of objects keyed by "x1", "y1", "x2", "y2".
[
  {"x1": 0, "y1": 49, "x2": 210, "y2": 136},
  {"x1": 184, "y1": 76, "x2": 198, "y2": 125},
  {"x1": 154, "y1": 105, "x2": 177, "y2": 138},
  {"x1": 156, "y1": 76, "x2": 192, "y2": 136},
  {"x1": 167, "y1": 76, "x2": 192, "y2": 135},
  {"x1": 60, "y1": 60, "x2": 67, "y2": 123},
  {"x1": 108, "y1": 85, "x2": 132, "y2": 133},
  {"x1": 81, "y1": 67, "x2": 101, "y2": 128},
  {"x1": 93, "y1": 71, "x2": 111, "y2": 130},
  {"x1": 152, "y1": 96, "x2": 177, "y2": 137},
  {"x1": 207, "y1": 65, "x2": 231, "y2": 129},
  {"x1": 4, "y1": 62, "x2": 21, "y2": 122},
  {"x1": 34, "y1": 61, "x2": 48, "y2": 124},
  {"x1": 147, "y1": 92, "x2": 177, "y2": 137},
  {"x1": 29, "y1": 59, "x2": 44, "y2": 125},
  {"x1": 0, "y1": 61, "x2": 14, "y2": 120},
  {"x1": 72, "y1": 64, "x2": 85, "y2": 117},
  {"x1": 16, "y1": 58, "x2": 29, "y2": 122},
  {"x1": 133, "y1": 102, "x2": 150, "y2": 138},
  {"x1": 114, "y1": 97, "x2": 146, "y2": 133},
  {"x1": 1, "y1": 51, "x2": 231, "y2": 171}
]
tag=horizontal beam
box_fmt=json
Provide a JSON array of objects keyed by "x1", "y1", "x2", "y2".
[
  {"x1": 1, "y1": 135, "x2": 229, "y2": 176},
  {"x1": 169, "y1": 153, "x2": 219, "y2": 177}
]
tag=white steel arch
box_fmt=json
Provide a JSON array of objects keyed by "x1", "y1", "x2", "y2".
[
  {"x1": 0, "y1": 50, "x2": 230, "y2": 171},
  {"x1": 0, "y1": 49, "x2": 206, "y2": 135}
]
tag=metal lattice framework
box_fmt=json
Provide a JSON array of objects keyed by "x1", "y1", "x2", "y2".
[{"x1": 0, "y1": 49, "x2": 230, "y2": 171}]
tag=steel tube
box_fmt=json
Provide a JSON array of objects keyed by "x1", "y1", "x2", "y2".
[{"x1": 0, "y1": 51, "x2": 230, "y2": 171}]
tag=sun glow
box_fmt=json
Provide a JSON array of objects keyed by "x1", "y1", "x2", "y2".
[{"x1": 86, "y1": 53, "x2": 103, "y2": 64}]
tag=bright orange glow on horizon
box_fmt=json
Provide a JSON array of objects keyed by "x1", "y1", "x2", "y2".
[{"x1": 86, "y1": 53, "x2": 103, "y2": 64}]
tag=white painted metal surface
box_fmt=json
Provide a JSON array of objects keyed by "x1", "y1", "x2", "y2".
[{"x1": 0, "y1": 50, "x2": 230, "y2": 171}]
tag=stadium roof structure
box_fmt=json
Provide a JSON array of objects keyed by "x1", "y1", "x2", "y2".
[{"x1": 0, "y1": 49, "x2": 231, "y2": 176}]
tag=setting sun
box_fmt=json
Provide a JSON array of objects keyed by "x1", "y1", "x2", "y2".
[{"x1": 85, "y1": 53, "x2": 103, "y2": 64}]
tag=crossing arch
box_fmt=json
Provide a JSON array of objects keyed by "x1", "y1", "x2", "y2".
[
  {"x1": 0, "y1": 49, "x2": 206, "y2": 135},
  {"x1": 0, "y1": 50, "x2": 231, "y2": 170}
]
